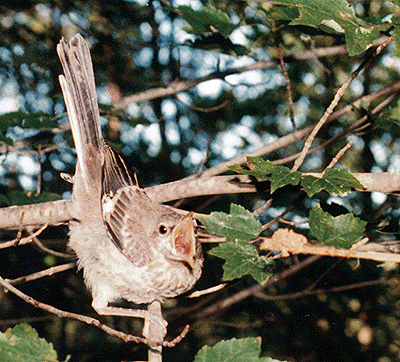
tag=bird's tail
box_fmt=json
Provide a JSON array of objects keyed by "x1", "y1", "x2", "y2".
[{"x1": 57, "y1": 34, "x2": 103, "y2": 187}]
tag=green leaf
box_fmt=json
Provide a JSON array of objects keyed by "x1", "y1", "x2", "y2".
[
  {"x1": 0, "y1": 111, "x2": 58, "y2": 131},
  {"x1": 197, "y1": 203, "x2": 262, "y2": 242},
  {"x1": 178, "y1": 5, "x2": 237, "y2": 38},
  {"x1": 0, "y1": 191, "x2": 62, "y2": 207},
  {"x1": 209, "y1": 240, "x2": 273, "y2": 284},
  {"x1": 309, "y1": 205, "x2": 367, "y2": 248},
  {"x1": 275, "y1": 0, "x2": 380, "y2": 56},
  {"x1": 229, "y1": 156, "x2": 301, "y2": 191},
  {"x1": 0, "y1": 111, "x2": 59, "y2": 144},
  {"x1": 0, "y1": 132, "x2": 14, "y2": 145},
  {"x1": 270, "y1": 166, "x2": 302, "y2": 193},
  {"x1": 301, "y1": 168, "x2": 364, "y2": 197},
  {"x1": 229, "y1": 156, "x2": 274, "y2": 181},
  {"x1": 0, "y1": 323, "x2": 58, "y2": 362},
  {"x1": 194, "y1": 337, "x2": 284, "y2": 362},
  {"x1": 392, "y1": 18, "x2": 400, "y2": 57},
  {"x1": 261, "y1": 3, "x2": 300, "y2": 22}
]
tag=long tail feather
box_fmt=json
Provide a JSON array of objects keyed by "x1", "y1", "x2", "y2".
[{"x1": 57, "y1": 34, "x2": 102, "y2": 184}]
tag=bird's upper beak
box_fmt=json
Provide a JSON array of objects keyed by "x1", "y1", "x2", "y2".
[{"x1": 173, "y1": 212, "x2": 197, "y2": 269}]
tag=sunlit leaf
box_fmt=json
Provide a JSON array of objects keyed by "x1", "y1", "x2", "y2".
[
  {"x1": 197, "y1": 203, "x2": 262, "y2": 242},
  {"x1": 229, "y1": 156, "x2": 301, "y2": 191},
  {"x1": 209, "y1": 240, "x2": 273, "y2": 284},
  {"x1": 301, "y1": 168, "x2": 364, "y2": 197},
  {"x1": 274, "y1": 0, "x2": 380, "y2": 56}
]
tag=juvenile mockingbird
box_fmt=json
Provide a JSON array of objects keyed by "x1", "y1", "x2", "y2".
[{"x1": 57, "y1": 34, "x2": 203, "y2": 326}]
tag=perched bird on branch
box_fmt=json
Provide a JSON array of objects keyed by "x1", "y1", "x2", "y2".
[{"x1": 57, "y1": 34, "x2": 203, "y2": 325}]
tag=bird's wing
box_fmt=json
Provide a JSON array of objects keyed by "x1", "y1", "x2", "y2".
[
  {"x1": 102, "y1": 146, "x2": 138, "y2": 197},
  {"x1": 102, "y1": 186, "x2": 154, "y2": 267}
]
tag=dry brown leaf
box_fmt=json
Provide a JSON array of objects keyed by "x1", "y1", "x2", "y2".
[{"x1": 260, "y1": 228, "x2": 308, "y2": 257}]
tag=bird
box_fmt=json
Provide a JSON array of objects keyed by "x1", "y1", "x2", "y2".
[{"x1": 56, "y1": 33, "x2": 203, "y2": 326}]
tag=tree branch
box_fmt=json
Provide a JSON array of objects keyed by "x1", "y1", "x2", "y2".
[
  {"x1": 112, "y1": 37, "x2": 388, "y2": 110},
  {"x1": 0, "y1": 275, "x2": 149, "y2": 345},
  {"x1": 0, "y1": 172, "x2": 399, "y2": 230}
]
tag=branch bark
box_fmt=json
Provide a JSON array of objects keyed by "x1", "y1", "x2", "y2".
[{"x1": 0, "y1": 172, "x2": 399, "y2": 230}]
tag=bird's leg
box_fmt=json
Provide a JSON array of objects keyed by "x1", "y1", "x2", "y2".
[
  {"x1": 144, "y1": 301, "x2": 166, "y2": 362},
  {"x1": 92, "y1": 300, "x2": 168, "y2": 331}
]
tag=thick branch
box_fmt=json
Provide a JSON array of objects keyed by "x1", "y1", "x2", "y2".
[
  {"x1": 0, "y1": 172, "x2": 399, "y2": 230},
  {"x1": 0, "y1": 199, "x2": 71, "y2": 230}
]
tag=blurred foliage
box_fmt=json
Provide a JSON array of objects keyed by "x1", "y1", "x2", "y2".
[{"x1": 1, "y1": 0, "x2": 400, "y2": 361}]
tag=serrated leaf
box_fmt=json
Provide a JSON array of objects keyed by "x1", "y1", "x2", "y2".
[
  {"x1": 301, "y1": 175, "x2": 325, "y2": 197},
  {"x1": 0, "y1": 323, "x2": 58, "y2": 362},
  {"x1": 301, "y1": 168, "x2": 364, "y2": 197},
  {"x1": 194, "y1": 337, "x2": 284, "y2": 362},
  {"x1": 228, "y1": 158, "x2": 273, "y2": 182},
  {"x1": 209, "y1": 240, "x2": 273, "y2": 284},
  {"x1": 276, "y1": 0, "x2": 380, "y2": 56},
  {"x1": 270, "y1": 166, "x2": 302, "y2": 193},
  {"x1": 229, "y1": 157, "x2": 301, "y2": 191},
  {"x1": 197, "y1": 203, "x2": 262, "y2": 242},
  {"x1": 178, "y1": 5, "x2": 237, "y2": 38},
  {"x1": 309, "y1": 205, "x2": 367, "y2": 248}
]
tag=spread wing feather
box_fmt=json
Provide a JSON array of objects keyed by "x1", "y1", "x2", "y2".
[{"x1": 103, "y1": 187, "x2": 154, "y2": 267}]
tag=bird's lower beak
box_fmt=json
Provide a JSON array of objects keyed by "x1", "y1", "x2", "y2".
[{"x1": 173, "y1": 212, "x2": 196, "y2": 269}]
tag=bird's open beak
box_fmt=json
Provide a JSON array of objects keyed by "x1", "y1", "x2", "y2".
[{"x1": 173, "y1": 212, "x2": 196, "y2": 269}]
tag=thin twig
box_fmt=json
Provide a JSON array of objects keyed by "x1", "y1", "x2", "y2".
[
  {"x1": 36, "y1": 150, "x2": 42, "y2": 196},
  {"x1": 276, "y1": 93, "x2": 398, "y2": 166},
  {"x1": 188, "y1": 283, "x2": 227, "y2": 298},
  {"x1": 292, "y1": 35, "x2": 394, "y2": 172},
  {"x1": 194, "y1": 255, "x2": 321, "y2": 319},
  {"x1": 262, "y1": 204, "x2": 296, "y2": 231},
  {"x1": 275, "y1": 38, "x2": 296, "y2": 131},
  {"x1": 326, "y1": 139, "x2": 353, "y2": 169},
  {"x1": 252, "y1": 198, "x2": 274, "y2": 217},
  {"x1": 194, "y1": 79, "x2": 400, "y2": 178},
  {"x1": 254, "y1": 276, "x2": 391, "y2": 302},
  {"x1": 174, "y1": 94, "x2": 230, "y2": 113},
  {"x1": 195, "y1": 139, "x2": 210, "y2": 176},
  {"x1": 277, "y1": 218, "x2": 307, "y2": 226},
  {"x1": 31, "y1": 236, "x2": 75, "y2": 259},
  {"x1": 6, "y1": 262, "x2": 77, "y2": 286},
  {"x1": 113, "y1": 38, "x2": 389, "y2": 109},
  {"x1": 0, "y1": 275, "x2": 148, "y2": 345},
  {"x1": 162, "y1": 325, "x2": 190, "y2": 347},
  {"x1": 0, "y1": 220, "x2": 50, "y2": 249},
  {"x1": 13, "y1": 212, "x2": 25, "y2": 245}
]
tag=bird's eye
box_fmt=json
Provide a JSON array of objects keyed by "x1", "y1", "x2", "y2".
[{"x1": 159, "y1": 224, "x2": 168, "y2": 235}]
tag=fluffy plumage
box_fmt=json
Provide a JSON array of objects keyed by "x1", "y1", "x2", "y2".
[{"x1": 57, "y1": 34, "x2": 203, "y2": 316}]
